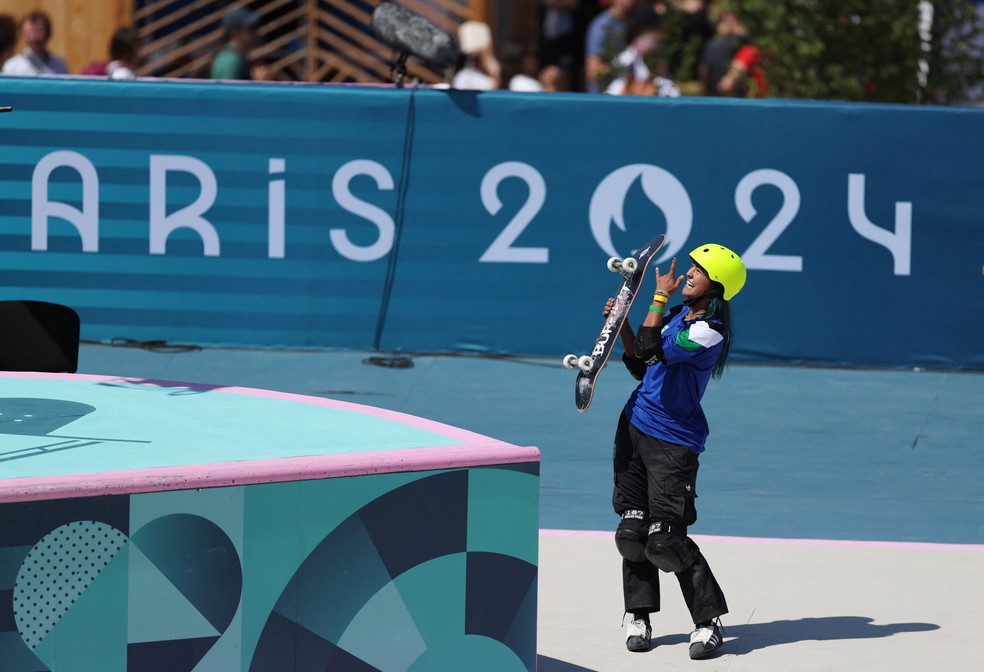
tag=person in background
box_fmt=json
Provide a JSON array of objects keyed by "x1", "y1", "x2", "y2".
[
  {"x1": 2, "y1": 10, "x2": 68, "y2": 76},
  {"x1": 106, "y1": 27, "x2": 142, "y2": 80},
  {"x1": 605, "y1": 7, "x2": 679, "y2": 97},
  {"x1": 451, "y1": 21, "x2": 501, "y2": 90},
  {"x1": 698, "y1": 9, "x2": 745, "y2": 96},
  {"x1": 717, "y1": 38, "x2": 767, "y2": 97},
  {"x1": 663, "y1": 0, "x2": 714, "y2": 94},
  {"x1": 584, "y1": 0, "x2": 637, "y2": 93},
  {"x1": 606, "y1": 244, "x2": 746, "y2": 660},
  {"x1": 539, "y1": 0, "x2": 584, "y2": 91},
  {"x1": 503, "y1": 40, "x2": 544, "y2": 92},
  {"x1": 211, "y1": 7, "x2": 260, "y2": 80},
  {"x1": 538, "y1": 63, "x2": 569, "y2": 91},
  {"x1": 0, "y1": 14, "x2": 17, "y2": 68},
  {"x1": 85, "y1": 26, "x2": 142, "y2": 79}
]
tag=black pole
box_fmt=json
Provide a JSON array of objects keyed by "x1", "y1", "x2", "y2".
[{"x1": 394, "y1": 53, "x2": 409, "y2": 88}]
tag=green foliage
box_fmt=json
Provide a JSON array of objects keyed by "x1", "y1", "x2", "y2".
[{"x1": 721, "y1": 0, "x2": 984, "y2": 104}]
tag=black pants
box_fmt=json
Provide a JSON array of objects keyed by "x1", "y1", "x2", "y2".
[{"x1": 612, "y1": 412, "x2": 728, "y2": 625}]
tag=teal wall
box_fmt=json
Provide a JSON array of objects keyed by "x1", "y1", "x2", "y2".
[
  {"x1": 1, "y1": 78, "x2": 981, "y2": 369},
  {"x1": 0, "y1": 465, "x2": 539, "y2": 671}
]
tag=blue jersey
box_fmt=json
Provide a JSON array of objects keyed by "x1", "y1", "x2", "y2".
[{"x1": 624, "y1": 306, "x2": 725, "y2": 453}]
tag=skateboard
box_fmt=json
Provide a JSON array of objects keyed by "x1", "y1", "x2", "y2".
[{"x1": 563, "y1": 234, "x2": 666, "y2": 413}]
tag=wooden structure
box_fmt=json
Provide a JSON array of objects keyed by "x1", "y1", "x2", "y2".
[
  {"x1": 1, "y1": 1, "x2": 531, "y2": 85},
  {"x1": 3, "y1": 0, "x2": 133, "y2": 75}
]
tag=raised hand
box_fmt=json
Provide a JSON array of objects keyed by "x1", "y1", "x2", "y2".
[{"x1": 654, "y1": 257, "x2": 685, "y2": 296}]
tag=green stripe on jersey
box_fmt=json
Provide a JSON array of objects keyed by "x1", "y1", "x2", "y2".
[{"x1": 675, "y1": 321, "x2": 724, "y2": 352}]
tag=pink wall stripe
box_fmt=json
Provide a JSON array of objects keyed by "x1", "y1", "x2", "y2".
[
  {"x1": 0, "y1": 443, "x2": 541, "y2": 503},
  {"x1": 539, "y1": 528, "x2": 984, "y2": 552}
]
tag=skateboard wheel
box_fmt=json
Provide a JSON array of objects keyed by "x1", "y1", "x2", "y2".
[
  {"x1": 562, "y1": 354, "x2": 578, "y2": 369},
  {"x1": 607, "y1": 257, "x2": 622, "y2": 272},
  {"x1": 577, "y1": 355, "x2": 594, "y2": 372},
  {"x1": 622, "y1": 257, "x2": 638, "y2": 273}
]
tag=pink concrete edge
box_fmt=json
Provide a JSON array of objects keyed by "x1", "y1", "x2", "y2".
[
  {"x1": 0, "y1": 443, "x2": 541, "y2": 503},
  {"x1": 1, "y1": 372, "x2": 495, "y2": 443},
  {"x1": 539, "y1": 529, "x2": 984, "y2": 552}
]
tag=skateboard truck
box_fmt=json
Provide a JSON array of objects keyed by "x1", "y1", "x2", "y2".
[
  {"x1": 607, "y1": 255, "x2": 638, "y2": 276},
  {"x1": 563, "y1": 353, "x2": 594, "y2": 372}
]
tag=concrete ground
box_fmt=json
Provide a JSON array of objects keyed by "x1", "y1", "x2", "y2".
[
  {"x1": 537, "y1": 531, "x2": 982, "y2": 671},
  {"x1": 75, "y1": 343, "x2": 984, "y2": 672}
]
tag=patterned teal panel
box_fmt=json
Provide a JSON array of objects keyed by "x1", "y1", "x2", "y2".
[{"x1": 0, "y1": 464, "x2": 539, "y2": 671}]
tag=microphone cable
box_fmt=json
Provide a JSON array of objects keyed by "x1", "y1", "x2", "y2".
[{"x1": 372, "y1": 84, "x2": 417, "y2": 351}]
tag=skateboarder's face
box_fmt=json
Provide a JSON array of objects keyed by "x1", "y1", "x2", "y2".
[{"x1": 682, "y1": 262, "x2": 711, "y2": 300}]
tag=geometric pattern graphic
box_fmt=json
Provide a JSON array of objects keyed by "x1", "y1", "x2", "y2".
[
  {"x1": 126, "y1": 514, "x2": 242, "y2": 672},
  {"x1": 0, "y1": 495, "x2": 130, "y2": 672},
  {"x1": 14, "y1": 521, "x2": 127, "y2": 650},
  {"x1": 249, "y1": 470, "x2": 538, "y2": 671},
  {"x1": 0, "y1": 464, "x2": 538, "y2": 671}
]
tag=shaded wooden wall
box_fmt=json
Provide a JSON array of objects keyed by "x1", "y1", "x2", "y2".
[
  {"x1": 1, "y1": 1, "x2": 538, "y2": 83},
  {"x1": 3, "y1": 0, "x2": 132, "y2": 74}
]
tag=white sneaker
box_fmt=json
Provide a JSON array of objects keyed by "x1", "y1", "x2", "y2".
[
  {"x1": 625, "y1": 618, "x2": 651, "y2": 652},
  {"x1": 689, "y1": 620, "x2": 724, "y2": 659}
]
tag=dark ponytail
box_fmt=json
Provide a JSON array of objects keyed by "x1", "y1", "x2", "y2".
[{"x1": 703, "y1": 286, "x2": 733, "y2": 380}]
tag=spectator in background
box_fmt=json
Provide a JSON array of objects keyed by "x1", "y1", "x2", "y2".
[
  {"x1": 82, "y1": 26, "x2": 142, "y2": 79},
  {"x1": 716, "y1": 35, "x2": 767, "y2": 97},
  {"x1": 605, "y1": 7, "x2": 679, "y2": 97},
  {"x1": 211, "y1": 7, "x2": 260, "y2": 80},
  {"x1": 585, "y1": 0, "x2": 638, "y2": 93},
  {"x1": 663, "y1": 0, "x2": 713, "y2": 95},
  {"x1": 106, "y1": 27, "x2": 142, "y2": 80},
  {"x1": 452, "y1": 21, "x2": 502, "y2": 90},
  {"x1": 250, "y1": 55, "x2": 282, "y2": 82},
  {"x1": 698, "y1": 9, "x2": 745, "y2": 96},
  {"x1": 0, "y1": 14, "x2": 17, "y2": 68},
  {"x1": 2, "y1": 10, "x2": 69, "y2": 76},
  {"x1": 502, "y1": 40, "x2": 544, "y2": 92},
  {"x1": 538, "y1": 63, "x2": 570, "y2": 92},
  {"x1": 539, "y1": 0, "x2": 586, "y2": 91}
]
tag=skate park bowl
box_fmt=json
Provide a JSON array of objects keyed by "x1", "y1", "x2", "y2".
[
  {"x1": 0, "y1": 372, "x2": 540, "y2": 672},
  {"x1": 2, "y1": 74, "x2": 983, "y2": 671}
]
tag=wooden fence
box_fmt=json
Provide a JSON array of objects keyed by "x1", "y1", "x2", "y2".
[
  {"x1": 2, "y1": 1, "x2": 545, "y2": 85},
  {"x1": 133, "y1": 0, "x2": 482, "y2": 84}
]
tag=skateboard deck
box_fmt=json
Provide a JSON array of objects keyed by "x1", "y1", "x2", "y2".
[{"x1": 564, "y1": 234, "x2": 666, "y2": 413}]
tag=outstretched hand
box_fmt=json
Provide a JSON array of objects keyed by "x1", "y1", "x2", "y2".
[{"x1": 654, "y1": 257, "x2": 685, "y2": 296}]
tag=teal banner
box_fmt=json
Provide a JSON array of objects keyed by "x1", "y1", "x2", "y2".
[{"x1": 0, "y1": 78, "x2": 981, "y2": 369}]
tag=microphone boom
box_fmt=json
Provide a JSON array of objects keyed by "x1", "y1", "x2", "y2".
[{"x1": 372, "y1": 3, "x2": 458, "y2": 70}]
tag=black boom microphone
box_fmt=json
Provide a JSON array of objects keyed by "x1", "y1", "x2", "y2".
[{"x1": 372, "y1": 2, "x2": 458, "y2": 86}]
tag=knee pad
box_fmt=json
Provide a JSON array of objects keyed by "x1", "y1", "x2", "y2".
[
  {"x1": 645, "y1": 527, "x2": 697, "y2": 574},
  {"x1": 614, "y1": 510, "x2": 648, "y2": 563}
]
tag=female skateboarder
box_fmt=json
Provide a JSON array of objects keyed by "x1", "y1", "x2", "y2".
[{"x1": 604, "y1": 243, "x2": 746, "y2": 660}]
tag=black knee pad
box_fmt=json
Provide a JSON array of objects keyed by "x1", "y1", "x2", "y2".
[
  {"x1": 645, "y1": 530, "x2": 697, "y2": 573},
  {"x1": 614, "y1": 510, "x2": 648, "y2": 563}
]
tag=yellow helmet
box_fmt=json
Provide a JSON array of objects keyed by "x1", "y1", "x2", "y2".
[{"x1": 689, "y1": 244, "x2": 746, "y2": 301}]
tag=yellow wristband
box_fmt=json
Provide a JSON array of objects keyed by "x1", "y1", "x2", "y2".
[{"x1": 652, "y1": 294, "x2": 668, "y2": 304}]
